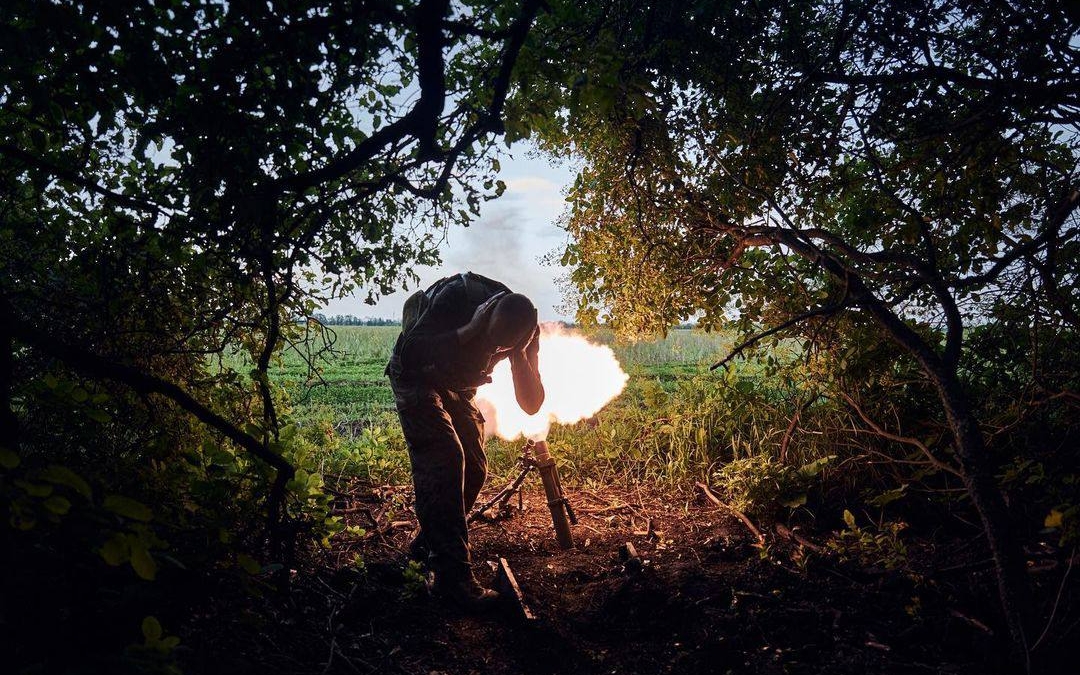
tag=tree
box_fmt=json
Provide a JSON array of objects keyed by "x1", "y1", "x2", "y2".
[
  {"x1": 1, "y1": 0, "x2": 541, "y2": 559},
  {"x1": 524, "y1": 0, "x2": 1079, "y2": 664}
]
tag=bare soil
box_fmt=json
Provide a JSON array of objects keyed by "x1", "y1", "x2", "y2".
[{"x1": 180, "y1": 480, "x2": 1066, "y2": 675}]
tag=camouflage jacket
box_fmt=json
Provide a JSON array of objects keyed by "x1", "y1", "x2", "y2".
[{"x1": 385, "y1": 272, "x2": 513, "y2": 397}]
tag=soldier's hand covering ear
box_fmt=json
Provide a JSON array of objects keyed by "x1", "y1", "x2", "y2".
[
  {"x1": 518, "y1": 324, "x2": 540, "y2": 360},
  {"x1": 514, "y1": 324, "x2": 540, "y2": 365},
  {"x1": 457, "y1": 291, "x2": 507, "y2": 344}
]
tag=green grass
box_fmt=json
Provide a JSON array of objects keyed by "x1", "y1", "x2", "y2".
[
  {"x1": 222, "y1": 326, "x2": 785, "y2": 486},
  {"x1": 275, "y1": 325, "x2": 734, "y2": 424}
]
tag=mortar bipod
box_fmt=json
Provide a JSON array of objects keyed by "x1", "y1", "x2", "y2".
[{"x1": 466, "y1": 438, "x2": 576, "y2": 549}]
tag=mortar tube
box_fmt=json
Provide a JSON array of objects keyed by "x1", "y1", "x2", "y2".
[{"x1": 532, "y1": 440, "x2": 574, "y2": 549}]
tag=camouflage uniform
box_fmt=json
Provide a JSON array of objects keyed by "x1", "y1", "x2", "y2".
[
  {"x1": 389, "y1": 382, "x2": 487, "y2": 577},
  {"x1": 386, "y1": 273, "x2": 512, "y2": 580}
]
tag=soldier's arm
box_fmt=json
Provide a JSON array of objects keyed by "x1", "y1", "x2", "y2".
[
  {"x1": 399, "y1": 291, "x2": 504, "y2": 376},
  {"x1": 510, "y1": 326, "x2": 544, "y2": 415},
  {"x1": 454, "y1": 291, "x2": 505, "y2": 345}
]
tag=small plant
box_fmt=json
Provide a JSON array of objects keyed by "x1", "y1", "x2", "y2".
[
  {"x1": 351, "y1": 553, "x2": 367, "y2": 575},
  {"x1": 124, "y1": 616, "x2": 182, "y2": 674},
  {"x1": 828, "y1": 509, "x2": 908, "y2": 571},
  {"x1": 401, "y1": 560, "x2": 429, "y2": 599},
  {"x1": 1043, "y1": 505, "x2": 1079, "y2": 547},
  {"x1": 711, "y1": 453, "x2": 835, "y2": 517}
]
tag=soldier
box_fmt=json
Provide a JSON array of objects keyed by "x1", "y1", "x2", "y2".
[{"x1": 386, "y1": 272, "x2": 544, "y2": 609}]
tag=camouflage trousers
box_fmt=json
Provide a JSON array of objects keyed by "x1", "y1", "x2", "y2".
[{"x1": 389, "y1": 377, "x2": 486, "y2": 579}]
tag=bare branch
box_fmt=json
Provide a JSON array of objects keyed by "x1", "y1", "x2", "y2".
[
  {"x1": 838, "y1": 391, "x2": 963, "y2": 479},
  {"x1": 710, "y1": 286, "x2": 850, "y2": 371}
]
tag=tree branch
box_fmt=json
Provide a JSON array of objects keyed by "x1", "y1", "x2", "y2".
[
  {"x1": 838, "y1": 391, "x2": 963, "y2": 479},
  {"x1": 957, "y1": 189, "x2": 1080, "y2": 289},
  {"x1": 5, "y1": 301, "x2": 295, "y2": 543},
  {"x1": 807, "y1": 66, "x2": 1080, "y2": 107},
  {"x1": 412, "y1": 0, "x2": 452, "y2": 160},
  {"x1": 710, "y1": 286, "x2": 849, "y2": 371},
  {"x1": 0, "y1": 143, "x2": 169, "y2": 215},
  {"x1": 277, "y1": 0, "x2": 542, "y2": 193}
]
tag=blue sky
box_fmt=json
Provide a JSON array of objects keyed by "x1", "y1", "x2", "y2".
[{"x1": 323, "y1": 145, "x2": 578, "y2": 322}]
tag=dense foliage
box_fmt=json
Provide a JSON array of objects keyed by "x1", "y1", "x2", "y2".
[
  {"x1": 2, "y1": 0, "x2": 1077, "y2": 671},
  {"x1": 1, "y1": 0, "x2": 540, "y2": 669},
  {"x1": 517, "y1": 0, "x2": 1080, "y2": 662}
]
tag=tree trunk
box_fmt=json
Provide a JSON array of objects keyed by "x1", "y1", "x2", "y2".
[
  {"x1": 829, "y1": 270, "x2": 1033, "y2": 668},
  {"x1": 0, "y1": 322, "x2": 17, "y2": 448},
  {"x1": 930, "y1": 365, "x2": 1031, "y2": 670}
]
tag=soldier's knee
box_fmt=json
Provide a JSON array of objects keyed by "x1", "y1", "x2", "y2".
[{"x1": 463, "y1": 458, "x2": 486, "y2": 494}]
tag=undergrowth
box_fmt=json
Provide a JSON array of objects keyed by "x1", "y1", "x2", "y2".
[{"x1": 245, "y1": 324, "x2": 1077, "y2": 573}]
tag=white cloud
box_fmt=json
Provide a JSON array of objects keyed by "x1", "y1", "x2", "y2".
[
  {"x1": 505, "y1": 176, "x2": 559, "y2": 193},
  {"x1": 322, "y1": 149, "x2": 575, "y2": 322}
]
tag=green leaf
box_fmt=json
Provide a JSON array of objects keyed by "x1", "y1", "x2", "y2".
[
  {"x1": 142, "y1": 616, "x2": 163, "y2": 642},
  {"x1": 15, "y1": 480, "x2": 53, "y2": 498},
  {"x1": 1045, "y1": 509, "x2": 1064, "y2": 529},
  {"x1": 100, "y1": 535, "x2": 128, "y2": 566},
  {"x1": 130, "y1": 542, "x2": 157, "y2": 580},
  {"x1": 104, "y1": 495, "x2": 153, "y2": 522},
  {"x1": 842, "y1": 509, "x2": 857, "y2": 530},
  {"x1": 41, "y1": 465, "x2": 92, "y2": 499},
  {"x1": 87, "y1": 409, "x2": 111, "y2": 423},
  {"x1": 0, "y1": 446, "x2": 20, "y2": 470},
  {"x1": 161, "y1": 636, "x2": 181, "y2": 650},
  {"x1": 237, "y1": 553, "x2": 262, "y2": 575},
  {"x1": 345, "y1": 525, "x2": 366, "y2": 538},
  {"x1": 44, "y1": 495, "x2": 72, "y2": 515},
  {"x1": 798, "y1": 454, "x2": 837, "y2": 478},
  {"x1": 869, "y1": 485, "x2": 908, "y2": 508}
]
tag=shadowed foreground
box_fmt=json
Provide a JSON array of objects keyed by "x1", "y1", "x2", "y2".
[{"x1": 181, "y1": 484, "x2": 1055, "y2": 675}]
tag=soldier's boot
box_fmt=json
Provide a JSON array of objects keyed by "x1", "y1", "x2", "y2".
[{"x1": 433, "y1": 570, "x2": 500, "y2": 611}]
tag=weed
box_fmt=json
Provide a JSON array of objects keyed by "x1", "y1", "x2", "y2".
[
  {"x1": 710, "y1": 453, "x2": 835, "y2": 518},
  {"x1": 827, "y1": 510, "x2": 908, "y2": 571},
  {"x1": 402, "y1": 560, "x2": 429, "y2": 598}
]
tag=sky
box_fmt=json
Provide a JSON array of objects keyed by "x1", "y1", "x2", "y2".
[{"x1": 322, "y1": 145, "x2": 578, "y2": 322}]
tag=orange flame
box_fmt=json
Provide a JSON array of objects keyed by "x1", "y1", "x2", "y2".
[{"x1": 476, "y1": 324, "x2": 629, "y2": 440}]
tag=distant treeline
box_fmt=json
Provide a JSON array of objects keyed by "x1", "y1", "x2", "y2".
[
  {"x1": 302, "y1": 315, "x2": 698, "y2": 329},
  {"x1": 311, "y1": 314, "x2": 401, "y2": 326}
]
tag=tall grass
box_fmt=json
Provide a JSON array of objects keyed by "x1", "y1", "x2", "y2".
[
  {"x1": 228, "y1": 324, "x2": 895, "y2": 529},
  {"x1": 608, "y1": 327, "x2": 733, "y2": 369},
  {"x1": 263, "y1": 326, "x2": 826, "y2": 488},
  {"x1": 220, "y1": 325, "x2": 870, "y2": 519}
]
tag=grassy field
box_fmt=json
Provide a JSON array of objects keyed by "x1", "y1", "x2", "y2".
[
  {"x1": 277, "y1": 325, "x2": 401, "y2": 424},
  {"x1": 239, "y1": 325, "x2": 752, "y2": 486}
]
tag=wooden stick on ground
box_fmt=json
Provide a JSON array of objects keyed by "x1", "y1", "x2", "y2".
[
  {"x1": 695, "y1": 481, "x2": 765, "y2": 548},
  {"x1": 775, "y1": 522, "x2": 824, "y2": 553},
  {"x1": 582, "y1": 502, "x2": 632, "y2": 515}
]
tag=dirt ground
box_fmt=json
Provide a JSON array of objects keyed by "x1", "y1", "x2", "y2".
[{"x1": 181, "y1": 479, "x2": 1070, "y2": 675}]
